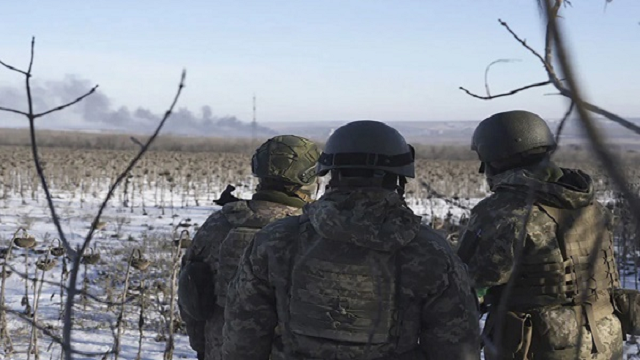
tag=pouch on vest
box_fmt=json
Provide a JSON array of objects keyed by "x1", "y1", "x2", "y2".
[
  {"x1": 216, "y1": 227, "x2": 260, "y2": 307},
  {"x1": 614, "y1": 288, "x2": 640, "y2": 336},
  {"x1": 530, "y1": 305, "x2": 582, "y2": 350},
  {"x1": 288, "y1": 251, "x2": 398, "y2": 345},
  {"x1": 484, "y1": 311, "x2": 533, "y2": 360}
]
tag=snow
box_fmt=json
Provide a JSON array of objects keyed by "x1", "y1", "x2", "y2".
[{"x1": 0, "y1": 177, "x2": 638, "y2": 359}]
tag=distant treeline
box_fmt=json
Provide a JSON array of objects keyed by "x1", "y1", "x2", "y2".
[{"x1": 0, "y1": 127, "x2": 638, "y2": 164}]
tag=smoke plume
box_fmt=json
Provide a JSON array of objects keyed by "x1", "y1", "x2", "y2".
[{"x1": 0, "y1": 75, "x2": 275, "y2": 137}]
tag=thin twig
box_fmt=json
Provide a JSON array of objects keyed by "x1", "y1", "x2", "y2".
[
  {"x1": 130, "y1": 137, "x2": 145, "y2": 149},
  {"x1": 484, "y1": 59, "x2": 521, "y2": 97},
  {"x1": 27, "y1": 37, "x2": 35, "y2": 75},
  {"x1": 562, "y1": 92, "x2": 640, "y2": 135},
  {"x1": 459, "y1": 80, "x2": 551, "y2": 100},
  {"x1": 544, "y1": 0, "x2": 640, "y2": 228},
  {"x1": 25, "y1": 71, "x2": 77, "y2": 258},
  {"x1": 0, "y1": 107, "x2": 29, "y2": 116},
  {"x1": 0, "y1": 59, "x2": 28, "y2": 75},
  {"x1": 494, "y1": 15, "x2": 640, "y2": 136},
  {"x1": 34, "y1": 86, "x2": 99, "y2": 118},
  {"x1": 0, "y1": 37, "x2": 187, "y2": 359},
  {"x1": 554, "y1": 101, "x2": 575, "y2": 144},
  {"x1": 62, "y1": 69, "x2": 186, "y2": 360},
  {"x1": 498, "y1": 19, "x2": 548, "y2": 69}
]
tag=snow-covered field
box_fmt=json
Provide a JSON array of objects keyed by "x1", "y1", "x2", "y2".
[{"x1": 0, "y1": 176, "x2": 638, "y2": 359}]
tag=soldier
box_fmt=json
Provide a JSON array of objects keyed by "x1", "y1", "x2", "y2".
[
  {"x1": 222, "y1": 120, "x2": 481, "y2": 360},
  {"x1": 178, "y1": 135, "x2": 321, "y2": 360},
  {"x1": 457, "y1": 110, "x2": 624, "y2": 359}
]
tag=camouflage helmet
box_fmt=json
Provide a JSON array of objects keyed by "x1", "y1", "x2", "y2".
[
  {"x1": 317, "y1": 120, "x2": 415, "y2": 178},
  {"x1": 471, "y1": 110, "x2": 556, "y2": 163},
  {"x1": 251, "y1": 135, "x2": 320, "y2": 186}
]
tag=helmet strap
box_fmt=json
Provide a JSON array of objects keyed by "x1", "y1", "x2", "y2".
[
  {"x1": 294, "y1": 190, "x2": 313, "y2": 203},
  {"x1": 396, "y1": 176, "x2": 407, "y2": 198},
  {"x1": 296, "y1": 181, "x2": 320, "y2": 202}
]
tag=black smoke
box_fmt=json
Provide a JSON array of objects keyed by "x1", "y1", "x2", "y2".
[{"x1": 0, "y1": 75, "x2": 276, "y2": 137}]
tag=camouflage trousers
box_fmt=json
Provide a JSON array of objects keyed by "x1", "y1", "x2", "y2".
[{"x1": 204, "y1": 306, "x2": 225, "y2": 360}]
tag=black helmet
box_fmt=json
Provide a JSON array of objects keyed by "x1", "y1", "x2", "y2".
[
  {"x1": 251, "y1": 135, "x2": 321, "y2": 186},
  {"x1": 317, "y1": 120, "x2": 415, "y2": 178},
  {"x1": 472, "y1": 110, "x2": 556, "y2": 163}
]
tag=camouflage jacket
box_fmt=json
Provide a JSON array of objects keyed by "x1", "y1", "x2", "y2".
[
  {"x1": 457, "y1": 164, "x2": 617, "y2": 294},
  {"x1": 457, "y1": 165, "x2": 623, "y2": 359},
  {"x1": 222, "y1": 188, "x2": 481, "y2": 360},
  {"x1": 179, "y1": 192, "x2": 303, "y2": 359}
]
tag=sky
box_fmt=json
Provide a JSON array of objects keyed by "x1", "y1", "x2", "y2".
[{"x1": 0, "y1": 0, "x2": 638, "y2": 129}]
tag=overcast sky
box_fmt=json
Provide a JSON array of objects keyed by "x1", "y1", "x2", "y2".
[{"x1": 0, "y1": 0, "x2": 638, "y2": 127}]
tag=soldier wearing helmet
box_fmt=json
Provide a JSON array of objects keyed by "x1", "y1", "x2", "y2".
[
  {"x1": 457, "y1": 110, "x2": 624, "y2": 359},
  {"x1": 221, "y1": 120, "x2": 480, "y2": 360},
  {"x1": 178, "y1": 135, "x2": 321, "y2": 360}
]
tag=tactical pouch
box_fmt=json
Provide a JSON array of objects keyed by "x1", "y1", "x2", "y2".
[
  {"x1": 485, "y1": 311, "x2": 533, "y2": 360},
  {"x1": 613, "y1": 288, "x2": 640, "y2": 336},
  {"x1": 530, "y1": 305, "x2": 582, "y2": 351}
]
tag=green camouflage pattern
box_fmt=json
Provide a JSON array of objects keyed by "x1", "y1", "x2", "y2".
[
  {"x1": 222, "y1": 188, "x2": 481, "y2": 360},
  {"x1": 179, "y1": 196, "x2": 302, "y2": 360},
  {"x1": 528, "y1": 310, "x2": 623, "y2": 360},
  {"x1": 457, "y1": 164, "x2": 623, "y2": 359},
  {"x1": 179, "y1": 211, "x2": 231, "y2": 357},
  {"x1": 252, "y1": 135, "x2": 321, "y2": 186}
]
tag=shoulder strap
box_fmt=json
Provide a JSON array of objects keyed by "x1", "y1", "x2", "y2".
[{"x1": 536, "y1": 204, "x2": 570, "y2": 260}]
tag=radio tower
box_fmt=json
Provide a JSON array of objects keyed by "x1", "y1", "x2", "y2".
[{"x1": 251, "y1": 93, "x2": 257, "y2": 145}]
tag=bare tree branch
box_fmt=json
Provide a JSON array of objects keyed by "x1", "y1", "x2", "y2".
[
  {"x1": 34, "y1": 86, "x2": 99, "y2": 118},
  {"x1": 130, "y1": 137, "x2": 145, "y2": 149},
  {"x1": 27, "y1": 37, "x2": 35, "y2": 76},
  {"x1": 459, "y1": 80, "x2": 551, "y2": 100},
  {"x1": 499, "y1": 19, "x2": 548, "y2": 67},
  {"x1": 0, "y1": 59, "x2": 28, "y2": 76},
  {"x1": 62, "y1": 69, "x2": 186, "y2": 360},
  {"x1": 544, "y1": 0, "x2": 562, "y2": 67},
  {"x1": 0, "y1": 37, "x2": 81, "y2": 258},
  {"x1": 556, "y1": 88, "x2": 640, "y2": 134},
  {"x1": 0, "y1": 107, "x2": 29, "y2": 116},
  {"x1": 484, "y1": 59, "x2": 521, "y2": 97},
  {"x1": 542, "y1": 0, "x2": 640, "y2": 237},
  {"x1": 0, "y1": 37, "x2": 187, "y2": 360},
  {"x1": 554, "y1": 101, "x2": 575, "y2": 144},
  {"x1": 460, "y1": 6, "x2": 640, "y2": 137}
]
